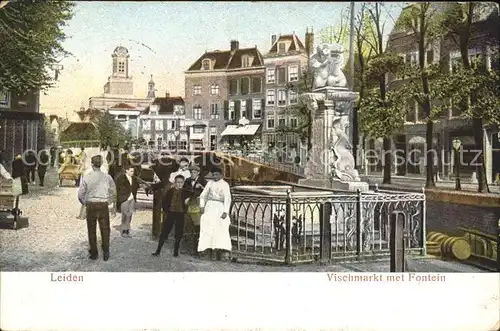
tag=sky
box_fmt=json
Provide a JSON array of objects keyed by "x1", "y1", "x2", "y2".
[{"x1": 39, "y1": 1, "x2": 401, "y2": 120}]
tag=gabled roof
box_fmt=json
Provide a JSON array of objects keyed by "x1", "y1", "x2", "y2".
[
  {"x1": 110, "y1": 103, "x2": 136, "y2": 109},
  {"x1": 268, "y1": 34, "x2": 306, "y2": 54},
  {"x1": 61, "y1": 122, "x2": 98, "y2": 134},
  {"x1": 187, "y1": 46, "x2": 264, "y2": 72},
  {"x1": 143, "y1": 96, "x2": 184, "y2": 115}
]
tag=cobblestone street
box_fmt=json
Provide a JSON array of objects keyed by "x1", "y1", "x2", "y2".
[{"x1": 0, "y1": 169, "x2": 485, "y2": 273}]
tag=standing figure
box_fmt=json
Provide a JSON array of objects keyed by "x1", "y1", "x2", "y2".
[
  {"x1": 197, "y1": 167, "x2": 232, "y2": 260},
  {"x1": 75, "y1": 147, "x2": 87, "y2": 187},
  {"x1": 38, "y1": 150, "x2": 49, "y2": 186},
  {"x1": 78, "y1": 155, "x2": 116, "y2": 261},
  {"x1": 152, "y1": 175, "x2": 191, "y2": 257},
  {"x1": 12, "y1": 155, "x2": 28, "y2": 195},
  {"x1": 183, "y1": 164, "x2": 208, "y2": 254},
  {"x1": 116, "y1": 166, "x2": 139, "y2": 238},
  {"x1": 49, "y1": 146, "x2": 57, "y2": 167},
  {"x1": 25, "y1": 150, "x2": 37, "y2": 185}
]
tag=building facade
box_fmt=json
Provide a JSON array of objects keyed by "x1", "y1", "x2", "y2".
[
  {"x1": 262, "y1": 32, "x2": 309, "y2": 163},
  {"x1": 88, "y1": 46, "x2": 154, "y2": 137},
  {"x1": 0, "y1": 89, "x2": 44, "y2": 170},
  {"x1": 372, "y1": 3, "x2": 500, "y2": 183},
  {"x1": 184, "y1": 40, "x2": 265, "y2": 151},
  {"x1": 138, "y1": 93, "x2": 200, "y2": 151}
]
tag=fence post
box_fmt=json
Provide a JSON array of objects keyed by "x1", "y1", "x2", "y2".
[
  {"x1": 285, "y1": 189, "x2": 292, "y2": 264},
  {"x1": 355, "y1": 189, "x2": 362, "y2": 257},
  {"x1": 319, "y1": 201, "x2": 332, "y2": 262},
  {"x1": 390, "y1": 211, "x2": 405, "y2": 272},
  {"x1": 152, "y1": 188, "x2": 162, "y2": 240},
  {"x1": 420, "y1": 187, "x2": 427, "y2": 256}
]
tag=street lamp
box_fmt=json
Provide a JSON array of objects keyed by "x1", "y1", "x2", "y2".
[{"x1": 452, "y1": 138, "x2": 462, "y2": 190}]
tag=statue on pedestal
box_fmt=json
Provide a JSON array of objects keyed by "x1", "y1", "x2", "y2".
[
  {"x1": 310, "y1": 44, "x2": 347, "y2": 89},
  {"x1": 329, "y1": 117, "x2": 360, "y2": 182}
]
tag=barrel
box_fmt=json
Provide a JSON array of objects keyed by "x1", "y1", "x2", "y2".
[
  {"x1": 442, "y1": 237, "x2": 471, "y2": 260},
  {"x1": 426, "y1": 241, "x2": 441, "y2": 256},
  {"x1": 427, "y1": 232, "x2": 449, "y2": 244}
]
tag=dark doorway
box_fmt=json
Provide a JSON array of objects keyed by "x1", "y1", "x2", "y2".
[{"x1": 210, "y1": 135, "x2": 217, "y2": 151}]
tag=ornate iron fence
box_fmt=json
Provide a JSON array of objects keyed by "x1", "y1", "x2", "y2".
[{"x1": 229, "y1": 186, "x2": 426, "y2": 264}]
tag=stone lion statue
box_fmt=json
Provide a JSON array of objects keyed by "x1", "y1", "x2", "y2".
[{"x1": 309, "y1": 43, "x2": 347, "y2": 89}]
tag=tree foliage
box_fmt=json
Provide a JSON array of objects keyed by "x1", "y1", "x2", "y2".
[
  {"x1": 95, "y1": 112, "x2": 132, "y2": 149},
  {"x1": 318, "y1": 4, "x2": 350, "y2": 49},
  {"x1": 0, "y1": 0, "x2": 74, "y2": 94}
]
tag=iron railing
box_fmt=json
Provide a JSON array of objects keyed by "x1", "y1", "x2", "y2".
[
  {"x1": 459, "y1": 226, "x2": 498, "y2": 271},
  {"x1": 229, "y1": 185, "x2": 426, "y2": 264}
]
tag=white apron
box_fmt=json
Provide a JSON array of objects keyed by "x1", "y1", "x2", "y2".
[{"x1": 197, "y1": 179, "x2": 232, "y2": 252}]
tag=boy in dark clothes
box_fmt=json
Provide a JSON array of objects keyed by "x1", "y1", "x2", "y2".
[{"x1": 152, "y1": 174, "x2": 191, "y2": 257}]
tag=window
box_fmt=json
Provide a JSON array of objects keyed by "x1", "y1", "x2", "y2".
[
  {"x1": 178, "y1": 141, "x2": 188, "y2": 150},
  {"x1": 405, "y1": 100, "x2": 416, "y2": 123},
  {"x1": 278, "y1": 42, "x2": 286, "y2": 54},
  {"x1": 277, "y1": 67, "x2": 286, "y2": 84},
  {"x1": 266, "y1": 68, "x2": 275, "y2": 84},
  {"x1": 266, "y1": 89, "x2": 275, "y2": 105},
  {"x1": 202, "y1": 59, "x2": 211, "y2": 70},
  {"x1": 277, "y1": 89, "x2": 286, "y2": 106},
  {"x1": 267, "y1": 116, "x2": 275, "y2": 129},
  {"x1": 278, "y1": 117, "x2": 286, "y2": 127},
  {"x1": 142, "y1": 119, "x2": 151, "y2": 130},
  {"x1": 118, "y1": 62, "x2": 125, "y2": 73},
  {"x1": 193, "y1": 85, "x2": 201, "y2": 95},
  {"x1": 252, "y1": 99, "x2": 262, "y2": 118},
  {"x1": 242, "y1": 55, "x2": 250, "y2": 68},
  {"x1": 210, "y1": 102, "x2": 219, "y2": 119},
  {"x1": 240, "y1": 100, "x2": 247, "y2": 118},
  {"x1": 290, "y1": 117, "x2": 298, "y2": 128},
  {"x1": 229, "y1": 101, "x2": 235, "y2": 120},
  {"x1": 229, "y1": 79, "x2": 238, "y2": 95},
  {"x1": 240, "y1": 77, "x2": 250, "y2": 95},
  {"x1": 149, "y1": 104, "x2": 159, "y2": 115},
  {"x1": 193, "y1": 127, "x2": 204, "y2": 134},
  {"x1": 168, "y1": 141, "x2": 176, "y2": 150},
  {"x1": 289, "y1": 89, "x2": 297, "y2": 104},
  {"x1": 251, "y1": 77, "x2": 262, "y2": 93},
  {"x1": 210, "y1": 84, "x2": 219, "y2": 96},
  {"x1": 169, "y1": 120, "x2": 176, "y2": 130},
  {"x1": 288, "y1": 65, "x2": 298, "y2": 82},
  {"x1": 155, "y1": 120, "x2": 163, "y2": 131},
  {"x1": 193, "y1": 105, "x2": 202, "y2": 120}
]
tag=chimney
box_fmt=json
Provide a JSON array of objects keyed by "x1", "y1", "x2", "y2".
[
  {"x1": 165, "y1": 91, "x2": 170, "y2": 98},
  {"x1": 305, "y1": 27, "x2": 314, "y2": 56},
  {"x1": 230, "y1": 40, "x2": 239, "y2": 51},
  {"x1": 271, "y1": 34, "x2": 277, "y2": 46}
]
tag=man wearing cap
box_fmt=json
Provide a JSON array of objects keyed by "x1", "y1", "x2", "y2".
[
  {"x1": 198, "y1": 166, "x2": 232, "y2": 260},
  {"x1": 183, "y1": 164, "x2": 207, "y2": 254},
  {"x1": 78, "y1": 155, "x2": 116, "y2": 261}
]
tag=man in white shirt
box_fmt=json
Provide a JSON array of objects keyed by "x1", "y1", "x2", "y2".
[
  {"x1": 116, "y1": 166, "x2": 139, "y2": 237},
  {"x1": 169, "y1": 157, "x2": 191, "y2": 184}
]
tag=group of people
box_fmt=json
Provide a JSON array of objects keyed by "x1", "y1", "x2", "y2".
[
  {"x1": 77, "y1": 155, "x2": 233, "y2": 262},
  {"x1": 0, "y1": 149, "x2": 50, "y2": 194}
]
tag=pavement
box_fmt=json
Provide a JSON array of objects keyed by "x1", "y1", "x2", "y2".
[
  {"x1": 0, "y1": 168, "x2": 489, "y2": 273},
  {"x1": 362, "y1": 173, "x2": 500, "y2": 194}
]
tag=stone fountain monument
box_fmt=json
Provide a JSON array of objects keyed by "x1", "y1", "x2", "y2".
[{"x1": 299, "y1": 43, "x2": 369, "y2": 192}]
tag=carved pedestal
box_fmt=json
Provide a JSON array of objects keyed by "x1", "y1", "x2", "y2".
[{"x1": 299, "y1": 87, "x2": 369, "y2": 192}]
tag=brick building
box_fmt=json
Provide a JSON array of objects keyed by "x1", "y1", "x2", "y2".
[
  {"x1": 366, "y1": 3, "x2": 500, "y2": 183},
  {"x1": 184, "y1": 40, "x2": 265, "y2": 151},
  {"x1": 262, "y1": 31, "x2": 310, "y2": 163}
]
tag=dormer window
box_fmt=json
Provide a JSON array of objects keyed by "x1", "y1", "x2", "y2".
[
  {"x1": 242, "y1": 55, "x2": 251, "y2": 68},
  {"x1": 150, "y1": 104, "x2": 159, "y2": 115},
  {"x1": 202, "y1": 59, "x2": 211, "y2": 70},
  {"x1": 278, "y1": 42, "x2": 286, "y2": 54}
]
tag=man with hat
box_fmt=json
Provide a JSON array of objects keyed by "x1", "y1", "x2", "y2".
[
  {"x1": 78, "y1": 155, "x2": 116, "y2": 261},
  {"x1": 183, "y1": 164, "x2": 207, "y2": 254},
  {"x1": 197, "y1": 166, "x2": 232, "y2": 260}
]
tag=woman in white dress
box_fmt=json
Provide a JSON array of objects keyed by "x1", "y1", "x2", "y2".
[{"x1": 197, "y1": 167, "x2": 232, "y2": 260}]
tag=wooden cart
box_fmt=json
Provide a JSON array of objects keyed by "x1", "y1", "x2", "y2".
[
  {"x1": 58, "y1": 164, "x2": 81, "y2": 186},
  {"x1": 0, "y1": 179, "x2": 28, "y2": 230}
]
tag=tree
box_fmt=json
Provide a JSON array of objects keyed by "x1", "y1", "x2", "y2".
[
  {"x1": 0, "y1": 0, "x2": 74, "y2": 95},
  {"x1": 397, "y1": 3, "x2": 445, "y2": 188},
  {"x1": 439, "y1": 2, "x2": 499, "y2": 192},
  {"x1": 95, "y1": 112, "x2": 131, "y2": 149},
  {"x1": 358, "y1": 2, "x2": 402, "y2": 184},
  {"x1": 43, "y1": 117, "x2": 57, "y2": 147},
  {"x1": 318, "y1": 5, "x2": 350, "y2": 49}
]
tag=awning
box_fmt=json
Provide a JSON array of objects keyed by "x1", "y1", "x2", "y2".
[
  {"x1": 190, "y1": 133, "x2": 205, "y2": 140},
  {"x1": 221, "y1": 124, "x2": 261, "y2": 137}
]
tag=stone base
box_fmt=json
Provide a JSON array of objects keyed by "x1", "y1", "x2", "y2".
[{"x1": 299, "y1": 178, "x2": 370, "y2": 192}]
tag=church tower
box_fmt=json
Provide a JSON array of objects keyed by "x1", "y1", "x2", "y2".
[
  {"x1": 147, "y1": 74, "x2": 155, "y2": 98},
  {"x1": 103, "y1": 46, "x2": 134, "y2": 97}
]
